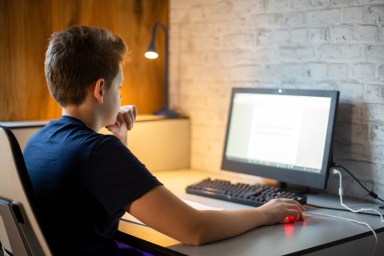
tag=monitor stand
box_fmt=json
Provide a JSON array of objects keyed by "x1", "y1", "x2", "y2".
[{"x1": 279, "y1": 182, "x2": 319, "y2": 195}]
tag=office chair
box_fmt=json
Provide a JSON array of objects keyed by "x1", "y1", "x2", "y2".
[{"x1": 0, "y1": 125, "x2": 51, "y2": 255}]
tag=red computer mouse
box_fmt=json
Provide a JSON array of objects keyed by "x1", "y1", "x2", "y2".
[{"x1": 283, "y1": 216, "x2": 296, "y2": 223}]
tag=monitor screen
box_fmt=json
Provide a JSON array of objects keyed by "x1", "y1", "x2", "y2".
[{"x1": 221, "y1": 88, "x2": 339, "y2": 189}]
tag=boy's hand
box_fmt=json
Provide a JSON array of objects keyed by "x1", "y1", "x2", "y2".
[
  {"x1": 258, "y1": 198, "x2": 306, "y2": 225},
  {"x1": 106, "y1": 105, "x2": 137, "y2": 145}
]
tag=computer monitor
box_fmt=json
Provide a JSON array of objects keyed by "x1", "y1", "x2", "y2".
[{"x1": 221, "y1": 88, "x2": 339, "y2": 189}]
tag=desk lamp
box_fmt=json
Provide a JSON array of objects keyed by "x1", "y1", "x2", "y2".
[{"x1": 145, "y1": 21, "x2": 179, "y2": 118}]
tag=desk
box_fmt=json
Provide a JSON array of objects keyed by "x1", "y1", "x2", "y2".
[{"x1": 119, "y1": 169, "x2": 384, "y2": 256}]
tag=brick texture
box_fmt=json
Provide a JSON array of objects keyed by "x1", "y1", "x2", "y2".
[{"x1": 169, "y1": 0, "x2": 384, "y2": 201}]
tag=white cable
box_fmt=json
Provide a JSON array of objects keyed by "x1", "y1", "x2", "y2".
[
  {"x1": 307, "y1": 212, "x2": 377, "y2": 256},
  {"x1": 333, "y1": 169, "x2": 384, "y2": 223},
  {"x1": 331, "y1": 168, "x2": 383, "y2": 256}
]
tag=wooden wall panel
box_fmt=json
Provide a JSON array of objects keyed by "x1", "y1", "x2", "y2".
[{"x1": 0, "y1": 0, "x2": 168, "y2": 121}]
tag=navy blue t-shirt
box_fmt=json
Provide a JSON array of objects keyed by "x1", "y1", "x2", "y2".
[{"x1": 23, "y1": 116, "x2": 162, "y2": 255}]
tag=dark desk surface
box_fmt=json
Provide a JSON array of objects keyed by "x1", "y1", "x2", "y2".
[{"x1": 119, "y1": 169, "x2": 384, "y2": 256}]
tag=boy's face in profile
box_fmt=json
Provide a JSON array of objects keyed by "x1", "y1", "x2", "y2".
[{"x1": 102, "y1": 65, "x2": 124, "y2": 126}]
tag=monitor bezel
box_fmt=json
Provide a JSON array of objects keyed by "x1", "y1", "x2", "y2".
[{"x1": 221, "y1": 87, "x2": 339, "y2": 189}]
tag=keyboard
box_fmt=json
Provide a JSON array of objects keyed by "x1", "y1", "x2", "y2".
[{"x1": 186, "y1": 178, "x2": 307, "y2": 207}]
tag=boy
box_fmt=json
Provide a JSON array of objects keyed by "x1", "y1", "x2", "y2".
[{"x1": 24, "y1": 25, "x2": 305, "y2": 256}]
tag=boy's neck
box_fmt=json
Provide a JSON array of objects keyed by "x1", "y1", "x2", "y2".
[{"x1": 62, "y1": 105, "x2": 102, "y2": 132}]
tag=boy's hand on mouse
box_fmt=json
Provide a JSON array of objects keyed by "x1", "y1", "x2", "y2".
[
  {"x1": 257, "y1": 198, "x2": 305, "y2": 225},
  {"x1": 106, "y1": 105, "x2": 137, "y2": 144}
]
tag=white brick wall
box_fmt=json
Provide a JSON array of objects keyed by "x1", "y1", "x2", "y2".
[{"x1": 169, "y1": 0, "x2": 384, "y2": 201}]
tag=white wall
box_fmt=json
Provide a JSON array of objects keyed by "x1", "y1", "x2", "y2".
[{"x1": 169, "y1": 0, "x2": 384, "y2": 200}]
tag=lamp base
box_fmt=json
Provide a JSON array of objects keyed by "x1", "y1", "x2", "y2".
[{"x1": 154, "y1": 108, "x2": 179, "y2": 118}]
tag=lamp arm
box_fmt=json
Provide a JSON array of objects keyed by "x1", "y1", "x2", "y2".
[
  {"x1": 151, "y1": 22, "x2": 169, "y2": 110},
  {"x1": 147, "y1": 21, "x2": 178, "y2": 118}
]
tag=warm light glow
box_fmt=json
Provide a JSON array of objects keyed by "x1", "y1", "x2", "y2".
[
  {"x1": 145, "y1": 51, "x2": 158, "y2": 59},
  {"x1": 284, "y1": 223, "x2": 295, "y2": 238}
]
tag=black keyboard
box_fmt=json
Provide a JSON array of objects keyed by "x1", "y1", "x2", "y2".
[{"x1": 186, "y1": 178, "x2": 307, "y2": 207}]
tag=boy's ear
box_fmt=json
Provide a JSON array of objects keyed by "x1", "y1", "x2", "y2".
[{"x1": 93, "y1": 78, "x2": 105, "y2": 103}]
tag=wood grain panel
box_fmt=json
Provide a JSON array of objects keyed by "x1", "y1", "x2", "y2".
[{"x1": 0, "y1": 0, "x2": 168, "y2": 121}]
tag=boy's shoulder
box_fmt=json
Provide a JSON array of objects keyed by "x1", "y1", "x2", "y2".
[{"x1": 29, "y1": 115, "x2": 119, "y2": 151}]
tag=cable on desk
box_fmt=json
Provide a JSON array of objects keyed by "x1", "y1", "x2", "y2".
[
  {"x1": 329, "y1": 168, "x2": 384, "y2": 256},
  {"x1": 306, "y1": 212, "x2": 377, "y2": 256},
  {"x1": 333, "y1": 169, "x2": 384, "y2": 223},
  {"x1": 305, "y1": 203, "x2": 384, "y2": 217},
  {"x1": 307, "y1": 162, "x2": 384, "y2": 217},
  {"x1": 332, "y1": 162, "x2": 384, "y2": 203}
]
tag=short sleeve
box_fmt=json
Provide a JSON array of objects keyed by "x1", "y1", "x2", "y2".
[{"x1": 81, "y1": 136, "x2": 162, "y2": 215}]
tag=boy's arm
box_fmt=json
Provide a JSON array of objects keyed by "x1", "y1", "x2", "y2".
[{"x1": 125, "y1": 186, "x2": 305, "y2": 246}]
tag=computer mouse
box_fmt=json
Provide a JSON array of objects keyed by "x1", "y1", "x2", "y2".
[
  {"x1": 283, "y1": 212, "x2": 307, "y2": 223},
  {"x1": 283, "y1": 216, "x2": 296, "y2": 223}
]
